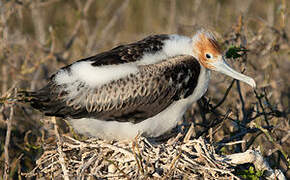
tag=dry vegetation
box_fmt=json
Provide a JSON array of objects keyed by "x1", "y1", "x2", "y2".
[{"x1": 0, "y1": 0, "x2": 289, "y2": 179}]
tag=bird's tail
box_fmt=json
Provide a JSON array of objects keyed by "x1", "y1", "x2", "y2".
[
  {"x1": 17, "y1": 90, "x2": 48, "y2": 103},
  {"x1": 17, "y1": 85, "x2": 53, "y2": 112},
  {"x1": 17, "y1": 85, "x2": 68, "y2": 118},
  {"x1": 0, "y1": 88, "x2": 43, "y2": 106}
]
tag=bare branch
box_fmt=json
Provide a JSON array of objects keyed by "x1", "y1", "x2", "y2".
[
  {"x1": 52, "y1": 117, "x2": 70, "y2": 180},
  {"x1": 3, "y1": 103, "x2": 14, "y2": 180}
]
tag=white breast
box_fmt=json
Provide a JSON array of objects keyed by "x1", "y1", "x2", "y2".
[{"x1": 68, "y1": 67, "x2": 211, "y2": 140}]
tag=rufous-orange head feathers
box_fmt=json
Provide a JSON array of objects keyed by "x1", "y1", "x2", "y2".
[
  {"x1": 192, "y1": 29, "x2": 256, "y2": 88},
  {"x1": 192, "y1": 30, "x2": 222, "y2": 69}
]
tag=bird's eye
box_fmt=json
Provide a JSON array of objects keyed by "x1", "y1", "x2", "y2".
[{"x1": 206, "y1": 53, "x2": 212, "y2": 59}]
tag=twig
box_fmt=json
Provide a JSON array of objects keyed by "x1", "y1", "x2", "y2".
[
  {"x1": 183, "y1": 123, "x2": 194, "y2": 142},
  {"x1": 219, "y1": 140, "x2": 245, "y2": 146},
  {"x1": 212, "y1": 79, "x2": 236, "y2": 110},
  {"x1": 31, "y1": 1, "x2": 46, "y2": 45},
  {"x1": 254, "y1": 122, "x2": 289, "y2": 165},
  {"x1": 52, "y1": 117, "x2": 70, "y2": 180},
  {"x1": 161, "y1": 151, "x2": 181, "y2": 180},
  {"x1": 207, "y1": 110, "x2": 232, "y2": 138},
  {"x1": 132, "y1": 135, "x2": 145, "y2": 175},
  {"x1": 254, "y1": 89, "x2": 270, "y2": 126},
  {"x1": 104, "y1": 158, "x2": 130, "y2": 180},
  {"x1": 236, "y1": 81, "x2": 246, "y2": 124},
  {"x1": 3, "y1": 103, "x2": 14, "y2": 180},
  {"x1": 77, "y1": 153, "x2": 98, "y2": 179}
]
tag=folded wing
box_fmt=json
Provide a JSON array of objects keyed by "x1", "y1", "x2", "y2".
[{"x1": 22, "y1": 55, "x2": 201, "y2": 124}]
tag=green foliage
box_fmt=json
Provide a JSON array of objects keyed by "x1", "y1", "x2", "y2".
[
  {"x1": 237, "y1": 166, "x2": 264, "y2": 180},
  {"x1": 225, "y1": 46, "x2": 249, "y2": 59}
]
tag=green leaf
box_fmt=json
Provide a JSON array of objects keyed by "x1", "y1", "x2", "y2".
[
  {"x1": 236, "y1": 166, "x2": 264, "y2": 179},
  {"x1": 249, "y1": 166, "x2": 255, "y2": 174},
  {"x1": 225, "y1": 46, "x2": 249, "y2": 59}
]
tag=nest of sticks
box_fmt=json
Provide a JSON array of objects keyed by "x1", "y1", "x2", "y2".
[{"x1": 23, "y1": 123, "x2": 285, "y2": 179}]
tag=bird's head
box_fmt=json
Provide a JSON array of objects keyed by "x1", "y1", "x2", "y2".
[{"x1": 192, "y1": 30, "x2": 256, "y2": 88}]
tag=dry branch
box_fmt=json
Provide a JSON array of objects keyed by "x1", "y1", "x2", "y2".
[
  {"x1": 3, "y1": 104, "x2": 14, "y2": 180},
  {"x1": 52, "y1": 117, "x2": 70, "y2": 180}
]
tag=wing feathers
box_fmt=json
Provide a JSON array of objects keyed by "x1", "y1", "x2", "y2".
[
  {"x1": 23, "y1": 55, "x2": 201, "y2": 123},
  {"x1": 75, "y1": 34, "x2": 170, "y2": 66}
]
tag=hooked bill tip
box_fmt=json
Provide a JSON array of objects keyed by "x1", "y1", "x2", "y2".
[{"x1": 248, "y1": 78, "x2": 256, "y2": 88}]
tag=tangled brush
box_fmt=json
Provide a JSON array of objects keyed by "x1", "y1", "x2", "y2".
[{"x1": 23, "y1": 123, "x2": 285, "y2": 179}]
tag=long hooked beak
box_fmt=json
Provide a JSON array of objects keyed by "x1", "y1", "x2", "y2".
[{"x1": 211, "y1": 57, "x2": 256, "y2": 88}]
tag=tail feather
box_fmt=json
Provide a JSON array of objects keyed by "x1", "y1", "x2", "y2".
[
  {"x1": 17, "y1": 90, "x2": 49, "y2": 102},
  {"x1": 17, "y1": 85, "x2": 66, "y2": 117},
  {"x1": 18, "y1": 83, "x2": 89, "y2": 118}
]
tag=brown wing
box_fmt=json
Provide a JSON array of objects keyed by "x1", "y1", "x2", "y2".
[
  {"x1": 23, "y1": 55, "x2": 201, "y2": 124},
  {"x1": 59, "y1": 34, "x2": 169, "y2": 69}
]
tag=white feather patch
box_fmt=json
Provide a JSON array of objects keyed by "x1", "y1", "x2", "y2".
[
  {"x1": 54, "y1": 61, "x2": 139, "y2": 87},
  {"x1": 138, "y1": 34, "x2": 193, "y2": 65},
  {"x1": 137, "y1": 52, "x2": 167, "y2": 65},
  {"x1": 163, "y1": 35, "x2": 193, "y2": 56},
  {"x1": 191, "y1": 29, "x2": 217, "y2": 46}
]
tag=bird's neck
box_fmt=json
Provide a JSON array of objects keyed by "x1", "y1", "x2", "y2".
[{"x1": 185, "y1": 67, "x2": 211, "y2": 105}]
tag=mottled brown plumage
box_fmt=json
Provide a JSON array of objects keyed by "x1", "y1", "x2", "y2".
[{"x1": 26, "y1": 55, "x2": 200, "y2": 124}]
